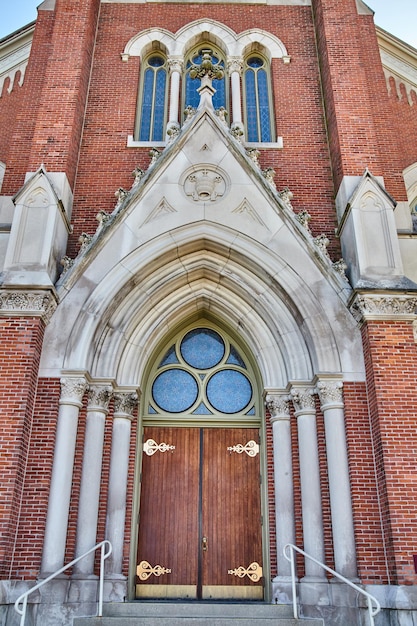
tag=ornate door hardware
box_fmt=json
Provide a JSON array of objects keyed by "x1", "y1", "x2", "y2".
[
  {"x1": 227, "y1": 439, "x2": 259, "y2": 457},
  {"x1": 143, "y1": 438, "x2": 175, "y2": 456},
  {"x1": 137, "y1": 560, "x2": 172, "y2": 581},
  {"x1": 228, "y1": 561, "x2": 263, "y2": 582}
]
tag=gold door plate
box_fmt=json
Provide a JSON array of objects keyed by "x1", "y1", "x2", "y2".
[
  {"x1": 137, "y1": 560, "x2": 171, "y2": 581},
  {"x1": 227, "y1": 440, "x2": 259, "y2": 457},
  {"x1": 143, "y1": 438, "x2": 175, "y2": 456},
  {"x1": 228, "y1": 562, "x2": 263, "y2": 582}
]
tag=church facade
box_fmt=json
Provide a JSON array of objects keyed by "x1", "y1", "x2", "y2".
[{"x1": 0, "y1": 0, "x2": 417, "y2": 624}]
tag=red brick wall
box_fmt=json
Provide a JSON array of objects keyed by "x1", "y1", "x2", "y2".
[
  {"x1": 361, "y1": 319, "x2": 417, "y2": 584},
  {"x1": 0, "y1": 317, "x2": 45, "y2": 579}
]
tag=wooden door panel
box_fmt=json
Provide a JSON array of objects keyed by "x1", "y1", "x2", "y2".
[
  {"x1": 202, "y1": 428, "x2": 263, "y2": 598},
  {"x1": 136, "y1": 427, "x2": 200, "y2": 597}
]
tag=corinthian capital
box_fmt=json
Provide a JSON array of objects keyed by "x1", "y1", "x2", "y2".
[
  {"x1": 227, "y1": 56, "x2": 243, "y2": 74},
  {"x1": 167, "y1": 57, "x2": 183, "y2": 74},
  {"x1": 290, "y1": 386, "x2": 315, "y2": 415},
  {"x1": 315, "y1": 380, "x2": 343, "y2": 409},
  {"x1": 60, "y1": 376, "x2": 88, "y2": 406},
  {"x1": 113, "y1": 391, "x2": 139, "y2": 418},
  {"x1": 265, "y1": 394, "x2": 290, "y2": 420},
  {"x1": 87, "y1": 384, "x2": 113, "y2": 412}
]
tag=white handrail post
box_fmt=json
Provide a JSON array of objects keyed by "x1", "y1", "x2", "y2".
[
  {"x1": 98, "y1": 540, "x2": 111, "y2": 616},
  {"x1": 19, "y1": 595, "x2": 27, "y2": 626},
  {"x1": 289, "y1": 546, "x2": 297, "y2": 619}
]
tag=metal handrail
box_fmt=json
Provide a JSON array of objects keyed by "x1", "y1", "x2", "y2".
[
  {"x1": 14, "y1": 540, "x2": 112, "y2": 626},
  {"x1": 283, "y1": 543, "x2": 381, "y2": 626}
]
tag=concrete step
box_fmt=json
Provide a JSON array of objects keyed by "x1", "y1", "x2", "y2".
[{"x1": 73, "y1": 602, "x2": 322, "y2": 625}]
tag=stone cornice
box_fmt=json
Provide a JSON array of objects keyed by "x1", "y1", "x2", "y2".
[
  {"x1": 349, "y1": 291, "x2": 417, "y2": 323},
  {"x1": 0, "y1": 289, "x2": 58, "y2": 323}
]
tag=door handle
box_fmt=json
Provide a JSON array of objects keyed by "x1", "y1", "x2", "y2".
[{"x1": 202, "y1": 536, "x2": 208, "y2": 552}]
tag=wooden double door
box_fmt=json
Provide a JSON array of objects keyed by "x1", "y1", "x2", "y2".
[{"x1": 136, "y1": 426, "x2": 263, "y2": 600}]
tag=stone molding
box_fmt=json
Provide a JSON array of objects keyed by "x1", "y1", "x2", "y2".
[
  {"x1": 265, "y1": 393, "x2": 290, "y2": 420},
  {"x1": 315, "y1": 379, "x2": 344, "y2": 410},
  {"x1": 349, "y1": 292, "x2": 417, "y2": 322},
  {"x1": 113, "y1": 391, "x2": 139, "y2": 418},
  {"x1": 87, "y1": 384, "x2": 113, "y2": 413},
  {"x1": 290, "y1": 386, "x2": 316, "y2": 415},
  {"x1": 59, "y1": 377, "x2": 88, "y2": 407},
  {"x1": 0, "y1": 289, "x2": 58, "y2": 323}
]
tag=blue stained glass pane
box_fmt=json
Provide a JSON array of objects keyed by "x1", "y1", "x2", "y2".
[
  {"x1": 246, "y1": 406, "x2": 256, "y2": 415},
  {"x1": 148, "y1": 405, "x2": 157, "y2": 414},
  {"x1": 159, "y1": 345, "x2": 179, "y2": 366},
  {"x1": 148, "y1": 56, "x2": 164, "y2": 67},
  {"x1": 245, "y1": 70, "x2": 258, "y2": 142},
  {"x1": 247, "y1": 56, "x2": 264, "y2": 69},
  {"x1": 226, "y1": 345, "x2": 246, "y2": 368},
  {"x1": 139, "y1": 68, "x2": 155, "y2": 141},
  {"x1": 152, "y1": 69, "x2": 166, "y2": 141},
  {"x1": 213, "y1": 77, "x2": 226, "y2": 109},
  {"x1": 185, "y1": 75, "x2": 200, "y2": 108},
  {"x1": 206, "y1": 370, "x2": 252, "y2": 414},
  {"x1": 152, "y1": 369, "x2": 198, "y2": 412},
  {"x1": 257, "y1": 69, "x2": 271, "y2": 142},
  {"x1": 180, "y1": 328, "x2": 225, "y2": 369},
  {"x1": 192, "y1": 402, "x2": 213, "y2": 415}
]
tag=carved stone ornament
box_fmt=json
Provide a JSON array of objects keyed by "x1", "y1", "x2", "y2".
[
  {"x1": 350, "y1": 293, "x2": 417, "y2": 321},
  {"x1": 315, "y1": 380, "x2": 344, "y2": 409},
  {"x1": 265, "y1": 394, "x2": 290, "y2": 419},
  {"x1": 246, "y1": 148, "x2": 260, "y2": 168},
  {"x1": 227, "y1": 57, "x2": 244, "y2": 75},
  {"x1": 87, "y1": 385, "x2": 113, "y2": 412},
  {"x1": 313, "y1": 234, "x2": 330, "y2": 259},
  {"x1": 60, "y1": 377, "x2": 88, "y2": 405},
  {"x1": 279, "y1": 187, "x2": 294, "y2": 210},
  {"x1": 290, "y1": 387, "x2": 316, "y2": 414},
  {"x1": 0, "y1": 289, "x2": 57, "y2": 323},
  {"x1": 333, "y1": 258, "x2": 348, "y2": 281},
  {"x1": 131, "y1": 167, "x2": 145, "y2": 188},
  {"x1": 230, "y1": 123, "x2": 244, "y2": 143},
  {"x1": 189, "y1": 50, "x2": 224, "y2": 81},
  {"x1": 167, "y1": 57, "x2": 183, "y2": 74},
  {"x1": 262, "y1": 167, "x2": 276, "y2": 189},
  {"x1": 115, "y1": 187, "x2": 128, "y2": 209},
  {"x1": 96, "y1": 210, "x2": 112, "y2": 229},
  {"x1": 184, "y1": 105, "x2": 196, "y2": 122},
  {"x1": 113, "y1": 392, "x2": 139, "y2": 417},
  {"x1": 296, "y1": 209, "x2": 312, "y2": 234},
  {"x1": 149, "y1": 148, "x2": 161, "y2": 167},
  {"x1": 60, "y1": 256, "x2": 75, "y2": 275},
  {"x1": 166, "y1": 122, "x2": 180, "y2": 143},
  {"x1": 184, "y1": 168, "x2": 227, "y2": 202},
  {"x1": 78, "y1": 232, "x2": 93, "y2": 252},
  {"x1": 215, "y1": 107, "x2": 228, "y2": 125}
]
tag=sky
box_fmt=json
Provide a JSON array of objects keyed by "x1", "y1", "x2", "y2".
[{"x1": 0, "y1": 0, "x2": 416, "y2": 48}]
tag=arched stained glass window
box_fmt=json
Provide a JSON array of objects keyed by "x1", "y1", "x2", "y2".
[
  {"x1": 137, "y1": 54, "x2": 167, "y2": 142},
  {"x1": 184, "y1": 47, "x2": 226, "y2": 112},
  {"x1": 244, "y1": 55, "x2": 274, "y2": 143},
  {"x1": 146, "y1": 326, "x2": 258, "y2": 422}
]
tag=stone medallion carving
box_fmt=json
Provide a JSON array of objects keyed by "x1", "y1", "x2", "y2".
[{"x1": 182, "y1": 166, "x2": 229, "y2": 202}]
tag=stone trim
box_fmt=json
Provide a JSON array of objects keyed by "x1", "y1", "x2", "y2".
[
  {"x1": 349, "y1": 292, "x2": 417, "y2": 322},
  {"x1": 0, "y1": 289, "x2": 58, "y2": 323}
]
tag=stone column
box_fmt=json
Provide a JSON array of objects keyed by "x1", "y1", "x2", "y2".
[
  {"x1": 290, "y1": 385, "x2": 326, "y2": 580},
  {"x1": 227, "y1": 57, "x2": 244, "y2": 134},
  {"x1": 266, "y1": 393, "x2": 295, "y2": 578},
  {"x1": 73, "y1": 383, "x2": 112, "y2": 577},
  {"x1": 105, "y1": 391, "x2": 138, "y2": 576},
  {"x1": 41, "y1": 376, "x2": 88, "y2": 574},
  {"x1": 316, "y1": 378, "x2": 357, "y2": 579},
  {"x1": 166, "y1": 57, "x2": 183, "y2": 139}
]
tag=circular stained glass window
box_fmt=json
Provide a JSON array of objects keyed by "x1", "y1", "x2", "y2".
[
  {"x1": 148, "y1": 55, "x2": 165, "y2": 67},
  {"x1": 180, "y1": 328, "x2": 225, "y2": 369},
  {"x1": 152, "y1": 369, "x2": 198, "y2": 413},
  {"x1": 206, "y1": 369, "x2": 252, "y2": 414}
]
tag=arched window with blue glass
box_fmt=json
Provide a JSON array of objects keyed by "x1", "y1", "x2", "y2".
[
  {"x1": 244, "y1": 54, "x2": 274, "y2": 143},
  {"x1": 184, "y1": 46, "x2": 227, "y2": 114},
  {"x1": 136, "y1": 53, "x2": 168, "y2": 142},
  {"x1": 145, "y1": 325, "x2": 259, "y2": 422}
]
